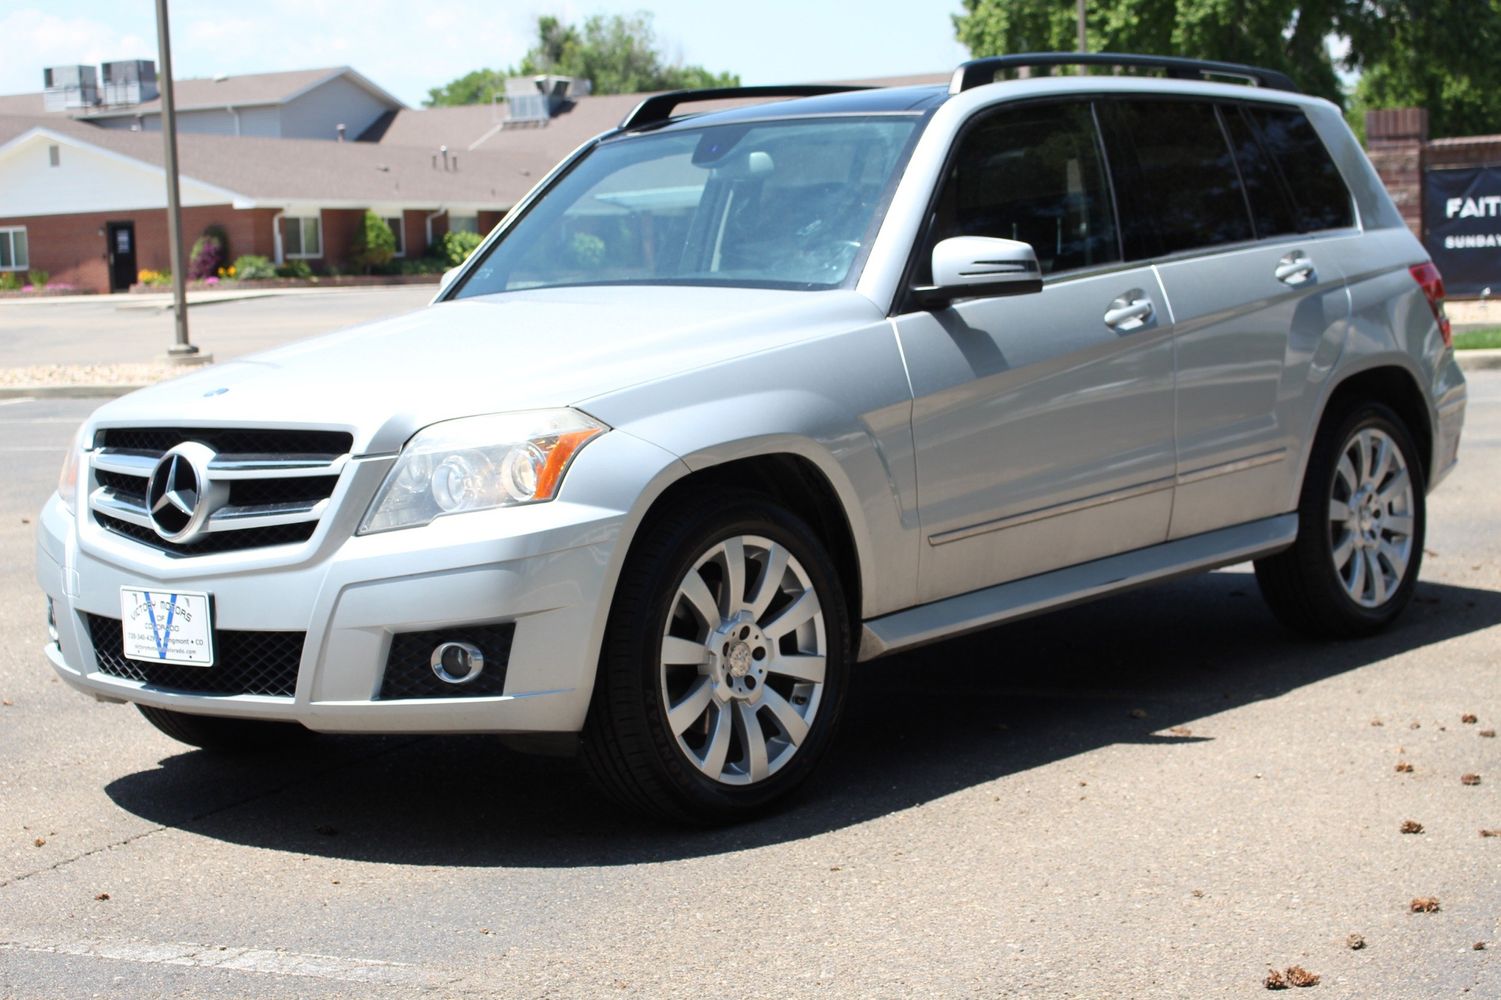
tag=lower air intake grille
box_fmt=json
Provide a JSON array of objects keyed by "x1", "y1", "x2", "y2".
[
  {"x1": 86, "y1": 613, "x2": 303, "y2": 698},
  {"x1": 379, "y1": 624, "x2": 514, "y2": 699}
]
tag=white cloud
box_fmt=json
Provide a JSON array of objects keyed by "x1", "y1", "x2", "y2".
[{"x1": 0, "y1": 8, "x2": 152, "y2": 95}]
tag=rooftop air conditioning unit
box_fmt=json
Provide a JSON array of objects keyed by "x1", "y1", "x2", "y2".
[
  {"x1": 504, "y1": 75, "x2": 588, "y2": 126},
  {"x1": 102, "y1": 60, "x2": 159, "y2": 106},
  {"x1": 42, "y1": 65, "x2": 99, "y2": 111}
]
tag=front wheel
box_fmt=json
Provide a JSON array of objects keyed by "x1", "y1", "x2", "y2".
[
  {"x1": 1255, "y1": 402, "x2": 1425, "y2": 638},
  {"x1": 582, "y1": 493, "x2": 850, "y2": 824}
]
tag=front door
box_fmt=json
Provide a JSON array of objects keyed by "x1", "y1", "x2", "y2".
[
  {"x1": 106, "y1": 222, "x2": 136, "y2": 292},
  {"x1": 896, "y1": 100, "x2": 1177, "y2": 604}
]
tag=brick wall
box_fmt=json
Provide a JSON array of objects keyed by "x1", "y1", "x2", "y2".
[
  {"x1": 0, "y1": 205, "x2": 279, "y2": 293},
  {"x1": 1366, "y1": 108, "x2": 1427, "y2": 238}
]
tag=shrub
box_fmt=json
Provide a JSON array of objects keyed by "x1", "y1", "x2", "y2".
[
  {"x1": 566, "y1": 233, "x2": 605, "y2": 268},
  {"x1": 231, "y1": 255, "x2": 277, "y2": 280},
  {"x1": 350, "y1": 209, "x2": 398, "y2": 274},
  {"x1": 431, "y1": 230, "x2": 482, "y2": 268},
  {"x1": 188, "y1": 226, "x2": 228, "y2": 280},
  {"x1": 27, "y1": 269, "x2": 50, "y2": 288},
  {"x1": 0, "y1": 272, "x2": 22, "y2": 291},
  {"x1": 276, "y1": 259, "x2": 314, "y2": 279},
  {"x1": 136, "y1": 268, "x2": 172, "y2": 287}
]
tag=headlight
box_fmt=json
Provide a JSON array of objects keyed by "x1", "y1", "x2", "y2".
[
  {"x1": 56, "y1": 425, "x2": 87, "y2": 516},
  {"x1": 358, "y1": 409, "x2": 606, "y2": 533}
]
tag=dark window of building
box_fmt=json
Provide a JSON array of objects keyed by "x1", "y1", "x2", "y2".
[
  {"x1": 0, "y1": 227, "x2": 28, "y2": 270},
  {"x1": 928, "y1": 101, "x2": 1120, "y2": 276},
  {"x1": 1105, "y1": 100, "x2": 1254, "y2": 257},
  {"x1": 1245, "y1": 106, "x2": 1355, "y2": 232}
]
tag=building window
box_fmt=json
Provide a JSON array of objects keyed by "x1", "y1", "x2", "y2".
[
  {"x1": 384, "y1": 217, "x2": 405, "y2": 257},
  {"x1": 449, "y1": 214, "x2": 479, "y2": 234},
  {"x1": 284, "y1": 215, "x2": 322, "y2": 258},
  {"x1": 0, "y1": 227, "x2": 28, "y2": 270}
]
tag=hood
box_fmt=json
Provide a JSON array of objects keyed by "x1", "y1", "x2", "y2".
[{"x1": 86, "y1": 285, "x2": 884, "y2": 454}]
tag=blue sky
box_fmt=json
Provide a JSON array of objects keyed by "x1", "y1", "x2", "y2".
[{"x1": 0, "y1": 1, "x2": 970, "y2": 106}]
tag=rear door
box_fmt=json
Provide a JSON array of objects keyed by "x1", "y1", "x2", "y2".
[
  {"x1": 1101, "y1": 98, "x2": 1353, "y2": 539},
  {"x1": 893, "y1": 100, "x2": 1177, "y2": 604}
]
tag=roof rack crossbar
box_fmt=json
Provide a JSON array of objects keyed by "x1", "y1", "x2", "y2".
[
  {"x1": 619, "y1": 85, "x2": 874, "y2": 131},
  {"x1": 950, "y1": 52, "x2": 1299, "y2": 95}
]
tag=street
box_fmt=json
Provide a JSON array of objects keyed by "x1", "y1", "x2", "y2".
[{"x1": 0, "y1": 375, "x2": 1497, "y2": 999}]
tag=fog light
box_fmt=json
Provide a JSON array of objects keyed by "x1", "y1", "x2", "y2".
[
  {"x1": 46, "y1": 597, "x2": 58, "y2": 644},
  {"x1": 430, "y1": 641, "x2": 485, "y2": 684}
]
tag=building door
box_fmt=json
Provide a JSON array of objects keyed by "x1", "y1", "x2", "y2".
[{"x1": 105, "y1": 222, "x2": 136, "y2": 292}]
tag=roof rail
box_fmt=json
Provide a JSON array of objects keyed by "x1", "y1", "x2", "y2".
[
  {"x1": 950, "y1": 52, "x2": 1299, "y2": 95},
  {"x1": 619, "y1": 85, "x2": 873, "y2": 131}
]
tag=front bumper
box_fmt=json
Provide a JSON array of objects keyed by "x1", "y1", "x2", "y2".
[{"x1": 35, "y1": 431, "x2": 680, "y2": 734}]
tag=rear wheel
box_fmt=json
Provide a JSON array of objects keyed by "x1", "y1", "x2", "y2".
[
  {"x1": 1255, "y1": 402, "x2": 1425, "y2": 637},
  {"x1": 136, "y1": 704, "x2": 312, "y2": 753},
  {"x1": 582, "y1": 493, "x2": 850, "y2": 824}
]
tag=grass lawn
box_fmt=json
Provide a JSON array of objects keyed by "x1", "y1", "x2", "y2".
[{"x1": 1454, "y1": 327, "x2": 1501, "y2": 350}]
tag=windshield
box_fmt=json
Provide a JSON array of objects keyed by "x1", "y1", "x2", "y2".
[{"x1": 453, "y1": 116, "x2": 920, "y2": 296}]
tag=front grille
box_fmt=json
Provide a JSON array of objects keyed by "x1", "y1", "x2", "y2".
[
  {"x1": 379, "y1": 624, "x2": 514, "y2": 699},
  {"x1": 88, "y1": 426, "x2": 352, "y2": 557},
  {"x1": 98, "y1": 427, "x2": 351, "y2": 458},
  {"x1": 87, "y1": 613, "x2": 303, "y2": 697}
]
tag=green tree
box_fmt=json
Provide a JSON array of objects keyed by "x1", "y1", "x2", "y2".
[
  {"x1": 423, "y1": 12, "x2": 738, "y2": 107},
  {"x1": 350, "y1": 210, "x2": 397, "y2": 274},
  {"x1": 424, "y1": 69, "x2": 509, "y2": 107},
  {"x1": 953, "y1": 0, "x2": 1343, "y2": 105},
  {"x1": 953, "y1": 0, "x2": 1501, "y2": 136},
  {"x1": 1341, "y1": 0, "x2": 1501, "y2": 139}
]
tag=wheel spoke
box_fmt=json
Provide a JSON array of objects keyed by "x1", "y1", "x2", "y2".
[
  {"x1": 746, "y1": 543, "x2": 790, "y2": 622},
  {"x1": 1366, "y1": 549, "x2": 1388, "y2": 604},
  {"x1": 1331, "y1": 533, "x2": 1356, "y2": 572},
  {"x1": 1347, "y1": 542, "x2": 1367, "y2": 598},
  {"x1": 764, "y1": 589, "x2": 821, "y2": 641},
  {"x1": 1357, "y1": 432, "x2": 1374, "y2": 482},
  {"x1": 661, "y1": 636, "x2": 709, "y2": 667},
  {"x1": 760, "y1": 687, "x2": 810, "y2": 746},
  {"x1": 667, "y1": 676, "x2": 713, "y2": 735},
  {"x1": 1377, "y1": 469, "x2": 1410, "y2": 506},
  {"x1": 737, "y1": 702, "x2": 769, "y2": 781},
  {"x1": 1371, "y1": 435, "x2": 1393, "y2": 486},
  {"x1": 700, "y1": 703, "x2": 733, "y2": 777},
  {"x1": 1379, "y1": 538, "x2": 1410, "y2": 581},
  {"x1": 768, "y1": 654, "x2": 825, "y2": 684},
  {"x1": 1383, "y1": 514, "x2": 1414, "y2": 538},
  {"x1": 678, "y1": 570, "x2": 721, "y2": 630},
  {"x1": 720, "y1": 536, "x2": 747, "y2": 618},
  {"x1": 1328, "y1": 499, "x2": 1352, "y2": 523},
  {"x1": 1335, "y1": 454, "x2": 1359, "y2": 496}
]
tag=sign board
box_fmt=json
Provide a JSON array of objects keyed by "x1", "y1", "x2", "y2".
[{"x1": 1424, "y1": 166, "x2": 1501, "y2": 296}]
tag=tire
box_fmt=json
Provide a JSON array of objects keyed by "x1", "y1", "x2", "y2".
[
  {"x1": 1255, "y1": 402, "x2": 1425, "y2": 638},
  {"x1": 582, "y1": 492, "x2": 850, "y2": 825},
  {"x1": 136, "y1": 704, "x2": 312, "y2": 753}
]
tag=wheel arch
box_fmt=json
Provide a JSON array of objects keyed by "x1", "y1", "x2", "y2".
[{"x1": 1311, "y1": 359, "x2": 1435, "y2": 488}]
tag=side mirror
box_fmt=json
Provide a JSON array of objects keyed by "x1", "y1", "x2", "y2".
[{"x1": 914, "y1": 236, "x2": 1042, "y2": 307}]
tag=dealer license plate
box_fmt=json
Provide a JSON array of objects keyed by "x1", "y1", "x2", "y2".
[{"x1": 119, "y1": 588, "x2": 214, "y2": 666}]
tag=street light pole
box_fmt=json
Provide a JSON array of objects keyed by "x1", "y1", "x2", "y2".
[
  {"x1": 154, "y1": 0, "x2": 209, "y2": 365},
  {"x1": 1077, "y1": 0, "x2": 1088, "y2": 53}
]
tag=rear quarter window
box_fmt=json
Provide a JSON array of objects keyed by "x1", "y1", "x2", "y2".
[{"x1": 1244, "y1": 106, "x2": 1355, "y2": 232}]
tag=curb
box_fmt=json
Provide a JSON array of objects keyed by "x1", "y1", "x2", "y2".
[
  {"x1": 1457, "y1": 349, "x2": 1501, "y2": 371},
  {"x1": 0, "y1": 385, "x2": 147, "y2": 400}
]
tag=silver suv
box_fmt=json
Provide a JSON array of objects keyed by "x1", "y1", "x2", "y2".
[{"x1": 37, "y1": 54, "x2": 1468, "y2": 823}]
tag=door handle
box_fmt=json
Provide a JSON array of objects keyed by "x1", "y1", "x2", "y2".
[
  {"x1": 1275, "y1": 251, "x2": 1316, "y2": 285},
  {"x1": 1104, "y1": 290, "x2": 1154, "y2": 332}
]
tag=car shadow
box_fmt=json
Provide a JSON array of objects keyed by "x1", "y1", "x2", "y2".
[{"x1": 104, "y1": 569, "x2": 1501, "y2": 868}]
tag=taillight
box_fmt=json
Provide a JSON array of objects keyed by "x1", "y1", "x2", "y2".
[{"x1": 1409, "y1": 261, "x2": 1452, "y2": 348}]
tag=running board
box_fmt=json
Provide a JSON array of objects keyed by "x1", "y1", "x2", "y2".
[{"x1": 858, "y1": 514, "x2": 1298, "y2": 660}]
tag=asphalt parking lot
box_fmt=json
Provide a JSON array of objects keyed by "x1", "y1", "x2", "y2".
[{"x1": 0, "y1": 357, "x2": 1495, "y2": 996}]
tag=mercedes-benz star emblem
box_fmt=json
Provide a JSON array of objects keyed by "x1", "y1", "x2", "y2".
[{"x1": 144, "y1": 442, "x2": 226, "y2": 543}]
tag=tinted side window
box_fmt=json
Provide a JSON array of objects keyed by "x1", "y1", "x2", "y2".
[
  {"x1": 1223, "y1": 106, "x2": 1300, "y2": 239},
  {"x1": 1246, "y1": 106, "x2": 1355, "y2": 232},
  {"x1": 929, "y1": 101, "x2": 1119, "y2": 276},
  {"x1": 1108, "y1": 100, "x2": 1253, "y2": 256}
]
